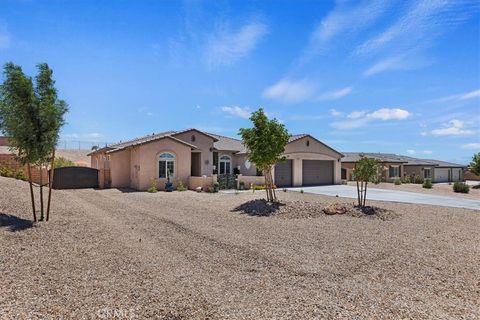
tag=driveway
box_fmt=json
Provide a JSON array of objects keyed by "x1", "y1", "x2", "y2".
[{"x1": 288, "y1": 185, "x2": 480, "y2": 210}]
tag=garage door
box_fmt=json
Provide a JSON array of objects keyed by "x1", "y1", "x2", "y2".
[
  {"x1": 434, "y1": 168, "x2": 450, "y2": 183},
  {"x1": 302, "y1": 160, "x2": 333, "y2": 186},
  {"x1": 275, "y1": 160, "x2": 292, "y2": 187},
  {"x1": 52, "y1": 166, "x2": 99, "y2": 189},
  {"x1": 452, "y1": 168, "x2": 461, "y2": 182}
]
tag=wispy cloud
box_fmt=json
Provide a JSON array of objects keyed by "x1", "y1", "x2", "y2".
[
  {"x1": 428, "y1": 119, "x2": 476, "y2": 136},
  {"x1": 262, "y1": 79, "x2": 317, "y2": 104},
  {"x1": 407, "y1": 149, "x2": 433, "y2": 155},
  {"x1": 301, "y1": 0, "x2": 390, "y2": 61},
  {"x1": 62, "y1": 133, "x2": 103, "y2": 142},
  {"x1": 0, "y1": 23, "x2": 10, "y2": 49},
  {"x1": 434, "y1": 89, "x2": 480, "y2": 103},
  {"x1": 331, "y1": 107, "x2": 412, "y2": 129},
  {"x1": 461, "y1": 143, "x2": 480, "y2": 150},
  {"x1": 204, "y1": 21, "x2": 268, "y2": 68},
  {"x1": 317, "y1": 87, "x2": 353, "y2": 101},
  {"x1": 221, "y1": 106, "x2": 251, "y2": 119}
]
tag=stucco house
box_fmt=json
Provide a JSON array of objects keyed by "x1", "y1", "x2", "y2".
[
  {"x1": 341, "y1": 152, "x2": 465, "y2": 183},
  {"x1": 88, "y1": 129, "x2": 344, "y2": 191}
]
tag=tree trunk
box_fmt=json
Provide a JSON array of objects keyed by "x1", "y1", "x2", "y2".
[
  {"x1": 356, "y1": 179, "x2": 361, "y2": 207},
  {"x1": 46, "y1": 149, "x2": 55, "y2": 221},
  {"x1": 27, "y1": 164, "x2": 37, "y2": 222},
  {"x1": 363, "y1": 182, "x2": 368, "y2": 207},
  {"x1": 39, "y1": 165, "x2": 44, "y2": 221},
  {"x1": 270, "y1": 168, "x2": 277, "y2": 201}
]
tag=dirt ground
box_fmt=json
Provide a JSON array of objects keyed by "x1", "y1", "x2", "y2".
[
  {"x1": 1, "y1": 176, "x2": 479, "y2": 319},
  {"x1": 347, "y1": 181, "x2": 480, "y2": 200}
]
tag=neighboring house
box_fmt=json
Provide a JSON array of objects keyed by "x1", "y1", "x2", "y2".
[
  {"x1": 88, "y1": 129, "x2": 344, "y2": 191},
  {"x1": 341, "y1": 152, "x2": 465, "y2": 183}
]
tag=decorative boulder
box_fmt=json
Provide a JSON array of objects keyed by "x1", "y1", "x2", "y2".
[
  {"x1": 196, "y1": 187, "x2": 202, "y2": 193},
  {"x1": 323, "y1": 203, "x2": 348, "y2": 215}
]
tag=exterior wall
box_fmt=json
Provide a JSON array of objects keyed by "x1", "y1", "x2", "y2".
[
  {"x1": 283, "y1": 136, "x2": 342, "y2": 186},
  {"x1": 0, "y1": 136, "x2": 10, "y2": 146},
  {"x1": 134, "y1": 138, "x2": 192, "y2": 191},
  {"x1": 188, "y1": 175, "x2": 215, "y2": 190},
  {"x1": 404, "y1": 165, "x2": 434, "y2": 180},
  {"x1": 219, "y1": 151, "x2": 237, "y2": 174},
  {"x1": 237, "y1": 174, "x2": 265, "y2": 189},
  {"x1": 342, "y1": 162, "x2": 405, "y2": 182},
  {"x1": 341, "y1": 163, "x2": 355, "y2": 181},
  {"x1": 174, "y1": 130, "x2": 214, "y2": 176},
  {"x1": 233, "y1": 153, "x2": 257, "y2": 176},
  {"x1": 109, "y1": 149, "x2": 131, "y2": 188}
]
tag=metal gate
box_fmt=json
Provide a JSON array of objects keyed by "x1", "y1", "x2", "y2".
[
  {"x1": 52, "y1": 167, "x2": 99, "y2": 189},
  {"x1": 217, "y1": 174, "x2": 237, "y2": 190}
]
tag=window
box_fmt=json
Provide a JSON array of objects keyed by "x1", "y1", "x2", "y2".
[
  {"x1": 424, "y1": 168, "x2": 431, "y2": 179},
  {"x1": 389, "y1": 165, "x2": 399, "y2": 178},
  {"x1": 159, "y1": 152, "x2": 175, "y2": 179},
  {"x1": 219, "y1": 155, "x2": 231, "y2": 174}
]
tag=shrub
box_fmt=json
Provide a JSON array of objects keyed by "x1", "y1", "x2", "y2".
[
  {"x1": 414, "y1": 176, "x2": 424, "y2": 184},
  {"x1": 453, "y1": 182, "x2": 469, "y2": 193},
  {"x1": 394, "y1": 178, "x2": 401, "y2": 185},
  {"x1": 177, "y1": 180, "x2": 187, "y2": 191},
  {"x1": 472, "y1": 184, "x2": 480, "y2": 189},
  {"x1": 300, "y1": 189, "x2": 304, "y2": 194},
  {"x1": 283, "y1": 188, "x2": 287, "y2": 192},
  {"x1": 15, "y1": 170, "x2": 27, "y2": 181},
  {"x1": 54, "y1": 156, "x2": 76, "y2": 168},
  {"x1": 147, "y1": 179, "x2": 157, "y2": 193},
  {"x1": 0, "y1": 166, "x2": 14, "y2": 178},
  {"x1": 422, "y1": 178, "x2": 432, "y2": 189},
  {"x1": 253, "y1": 185, "x2": 266, "y2": 190},
  {"x1": 402, "y1": 176, "x2": 411, "y2": 184}
]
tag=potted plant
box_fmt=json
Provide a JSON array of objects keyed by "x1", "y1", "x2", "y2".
[
  {"x1": 239, "y1": 181, "x2": 245, "y2": 190},
  {"x1": 213, "y1": 182, "x2": 219, "y2": 193},
  {"x1": 165, "y1": 170, "x2": 174, "y2": 192}
]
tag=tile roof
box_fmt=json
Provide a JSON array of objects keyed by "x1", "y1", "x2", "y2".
[
  {"x1": 341, "y1": 152, "x2": 465, "y2": 167},
  {"x1": 208, "y1": 133, "x2": 246, "y2": 152}
]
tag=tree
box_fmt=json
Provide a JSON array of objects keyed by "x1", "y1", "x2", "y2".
[
  {"x1": 354, "y1": 156, "x2": 380, "y2": 207},
  {"x1": 0, "y1": 62, "x2": 68, "y2": 221},
  {"x1": 470, "y1": 152, "x2": 480, "y2": 176},
  {"x1": 239, "y1": 108, "x2": 289, "y2": 202},
  {"x1": 53, "y1": 156, "x2": 76, "y2": 168}
]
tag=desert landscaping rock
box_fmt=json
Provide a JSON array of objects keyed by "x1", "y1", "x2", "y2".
[{"x1": 1, "y1": 175, "x2": 479, "y2": 319}]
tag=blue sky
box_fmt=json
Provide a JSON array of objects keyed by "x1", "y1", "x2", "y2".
[{"x1": 0, "y1": 0, "x2": 479, "y2": 164}]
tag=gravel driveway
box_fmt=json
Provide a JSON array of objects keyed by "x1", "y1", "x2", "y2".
[
  {"x1": 289, "y1": 185, "x2": 480, "y2": 210},
  {"x1": 1, "y1": 176, "x2": 479, "y2": 319}
]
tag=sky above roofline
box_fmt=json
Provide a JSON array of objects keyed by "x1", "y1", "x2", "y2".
[{"x1": 0, "y1": 0, "x2": 479, "y2": 164}]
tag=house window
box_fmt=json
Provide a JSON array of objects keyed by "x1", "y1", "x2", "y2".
[
  {"x1": 219, "y1": 155, "x2": 231, "y2": 174},
  {"x1": 159, "y1": 152, "x2": 175, "y2": 179},
  {"x1": 389, "y1": 165, "x2": 399, "y2": 178},
  {"x1": 424, "y1": 168, "x2": 431, "y2": 179}
]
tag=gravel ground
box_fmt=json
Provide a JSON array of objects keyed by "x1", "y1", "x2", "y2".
[
  {"x1": 1, "y1": 176, "x2": 479, "y2": 319},
  {"x1": 347, "y1": 181, "x2": 480, "y2": 200}
]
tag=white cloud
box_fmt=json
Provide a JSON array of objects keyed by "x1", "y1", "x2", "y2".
[
  {"x1": 370, "y1": 108, "x2": 412, "y2": 120},
  {"x1": 461, "y1": 143, "x2": 480, "y2": 150},
  {"x1": 317, "y1": 86, "x2": 353, "y2": 101},
  {"x1": 221, "y1": 106, "x2": 251, "y2": 119},
  {"x1": 262, "y1": 79, "x2": 316, "y2": 104},
  {"x1": 0, "y1": 24, "x2": 10, "y2": 49},
  {"x1": 423, "y1": 150, "x2": 433, "y2": 155},
  {"x1": 329, "y1": 109, "x2": 344, "y2": 117},
  {"x1": 434, "y1": 89, "x2": 480, "y2": 102},
  {"x1": 331, "y1": 107, "x2": 411, "y2": 130},
  {"x1": 62, "y1": 133, "x2": 103, "y2": 141},
  {"x1": 204, "y1": 21, "x2": 268, "y2": 68},
  {"x1": 407, "y1": 149, "x2": 433, "y2": 155},
  {"x1": 430, "y1": 119, "x2": 475, "y2": 136},
  {"x1": 407, "y1": 149, "x2": 416, "y2": 155}
]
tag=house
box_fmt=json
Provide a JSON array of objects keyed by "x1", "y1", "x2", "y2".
[
  {"x1": 88, "y1": 129, "x2": 344, "y2": 190},
  {"x1": 341, "y1": 152, "x2": 465, "y2": 183}
]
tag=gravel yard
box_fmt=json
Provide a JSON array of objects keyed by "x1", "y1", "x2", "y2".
[{"x1": 1, "y1": 176, "x2": 479, "y2": 319}]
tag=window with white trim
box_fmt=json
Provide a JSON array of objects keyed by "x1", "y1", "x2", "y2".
[
  {"x1": 159, "y1": 152, "x2": 175, "y2": 179},
  {"x1": 424, "y1": 168, "x2": 432, "y2": 179},
  {"x1": 389, "y1": 165, "x2": 399, "y2": 178},
  {"x1": 219, "y1": 155, "x2": 231, "y2": 174}
]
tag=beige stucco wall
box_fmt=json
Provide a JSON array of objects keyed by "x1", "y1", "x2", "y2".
[
  {"x1": 133, "y1": 138, "x2": 192, "y2": 191},
  {"x1": 404, "y1": 165, "x2": 433, "y2": 179},
  {"x1": 342, "y1": 162, "x2": 405, "y2": 182},
  {"x1": 283, "y1": 136, "x2": 342, "y2": 186},
  {"x1": 109, "y1": 149, "x2": 131, "y2": 188},
  {"x1": 233, "y1": 153, "x2": 257, "y2": 176},
  {"x1": 188, "y1": 175, "x2": 215, "y2": 190},
  {"x1": 174, "y1": 130, "x2": 214, "y2": 176}
]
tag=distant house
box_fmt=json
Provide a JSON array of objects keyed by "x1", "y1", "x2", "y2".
[
  {"x1": 88, "y1": 128, "x2": 344, "y2": 191},
  {"x1": 341, "y1": 152, "x2": 465, "y2": 183}
]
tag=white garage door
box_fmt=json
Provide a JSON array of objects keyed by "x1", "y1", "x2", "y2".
[
  {"x1": 452, "y1": 168, "x2": 461, "y2": 182},
  {"x1": 434, "y1": 168, "x2": 450, "y2": 183}
]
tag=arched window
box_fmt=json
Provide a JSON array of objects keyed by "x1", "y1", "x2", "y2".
[
  {"x1": 219, "y1": 155, "x2": 231, "y2": 174},
  {"x1": 159, "y1": 152, "x2": 175, "y2": 179}
]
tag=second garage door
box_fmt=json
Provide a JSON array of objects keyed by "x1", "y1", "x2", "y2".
[
  {"x1": 302, "y1": 160, "x2": 333, "y2": 186},
  {"x1": 275, "y1": 160, "x2": 293, "y2": 187}
]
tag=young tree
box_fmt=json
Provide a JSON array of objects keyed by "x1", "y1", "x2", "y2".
[
  {"x1": 0, "y1": 62, "x2": 68, "y2": 221},
  {"x1": 470, "y1": 152, "x2": 480, "y2": 176},
  {"x1": 239, "y1": 108, "x2": 289, "y2": 202},
  {"x1": 354, "y1": 156, "x2": 380, "y2": 208}
]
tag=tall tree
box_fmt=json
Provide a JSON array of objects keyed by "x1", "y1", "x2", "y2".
[
  {"x1": 470, "y1": 152, "x2": 480, "y2": 176},
  {"x1": 239, "y1": 108, "x2": 289, "y2": 202},
  {"x1": 354, "y1": 156, "x2": 380, "y2": 208},
  {"x1": 0, "y1": 62, "x2": 68, "y2": 221}
]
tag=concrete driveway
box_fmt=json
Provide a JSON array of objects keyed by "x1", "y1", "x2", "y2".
[{"x1": 288, "y1": 185, "x2": 480, "y2": 211}]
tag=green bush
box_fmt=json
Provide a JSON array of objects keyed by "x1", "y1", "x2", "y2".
[
  {"x1": 402, "y1": 176, "x2": 411, "y2": 184},
  {"x1": 15, "y1": 170, "x2": 27, "y2": 181},
  {"x1": 472, "y1": 184, "x2": 480, "y2": 189},
  {"x1": 0, "y1": 166, "x2": 27, "y2": 181},
  {"x1": 414, "y1": 176, "x2": 424, "y2": 184},
  {"x1": 453, "y1": 182, "x2": 469, "y2": 193},
  {"x1": 422, "y1": 178, "x2": 432, "y2": 189},
  {"x1": 147, "y1": 179, "x2": 158, "y2": 193},
  {"x1": 177, "y1": 180, "x2": 187, "y2": 191},
  {"x1": 53, "y1": 156, "x2": 76, "y2": 168},
  {"x1": 394, "y1": 178, "x2": 401, "y2": 185}
]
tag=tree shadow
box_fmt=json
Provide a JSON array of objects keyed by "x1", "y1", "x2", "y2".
[
  {"x1": 231, "y1": 199, "x2": 285, "y2": 217},
  {"x1": 0, "y1": 213, "x2": 34, "y2": 232}
]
